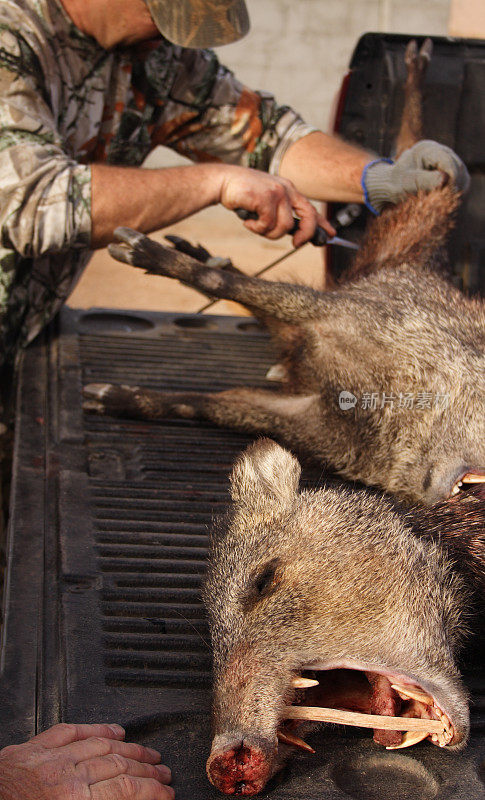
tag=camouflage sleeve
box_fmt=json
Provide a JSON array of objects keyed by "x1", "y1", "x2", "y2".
[
  {"x1": 0, "y1": 28, "x2": 91, "y2": 259},
  {"x1": 142, "y1": 44, "x2": 317, "y2": 172}
]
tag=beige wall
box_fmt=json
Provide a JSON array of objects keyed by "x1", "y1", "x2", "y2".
[
  {"x1": 448, "y1": 0, "x2": 485, "y2": 37},
  {"x1": 213, "y1": 0, "x2": 452, "y2": 131}
]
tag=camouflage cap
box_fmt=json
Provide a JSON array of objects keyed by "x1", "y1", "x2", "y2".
[{"x1": 145, "y1": 0, "x2": 250, "y2": 48}]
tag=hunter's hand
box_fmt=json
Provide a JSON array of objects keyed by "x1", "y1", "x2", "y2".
[
  {"x1": 0, "y1": 723, "x2": 174, "y2": 800},
  {"x1": 218, "y1": 165, "x2": 334, "y2": 247},
  {"x1": 362, "y1": 140, "x2": 470, "y2": 214}
]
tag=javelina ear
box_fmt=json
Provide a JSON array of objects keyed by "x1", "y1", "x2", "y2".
[{"x1": 230, "y1": 438, "x2": 301, "y2": 504}]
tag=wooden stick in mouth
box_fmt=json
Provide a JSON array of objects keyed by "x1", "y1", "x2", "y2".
[{"x1": 283, "y1": 705, "x2": 445, "y2": 734}]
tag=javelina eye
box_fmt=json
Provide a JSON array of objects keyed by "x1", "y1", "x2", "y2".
[
  {"x1": 241, "y1": 559, "x2": 282, "y2": 608},
  {"x1": 253, "y1": 559, "x2": 280, "y2": 597}
]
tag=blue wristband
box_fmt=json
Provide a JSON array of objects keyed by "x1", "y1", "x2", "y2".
[{"x1": 361, "y1": 158, "x2": 394, "y2": 216}]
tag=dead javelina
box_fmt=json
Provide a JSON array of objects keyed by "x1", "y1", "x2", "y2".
[
  {"x1": 203, "y1": 438, "x2": 476, "y2": 796},
  {"x1": 83, "y1": 40, "x2": 485, "y2": 507}
]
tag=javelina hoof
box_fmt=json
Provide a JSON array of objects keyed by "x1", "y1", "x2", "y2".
[
  {"x1": 405, "y1": 37, "x2": 433, "y2": 71},
  {"x1": 83, "y1": 383, "x2": 143, "y2": 418},
  {"x1": 107, "y1": 227, "x2": 149, "y2": 266},
  {"x1": 108, "y1": 227, "x2": 175, "y2": 275}
]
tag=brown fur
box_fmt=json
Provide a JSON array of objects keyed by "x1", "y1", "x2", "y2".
[
  {"x1": 83, "y1": 243, "x2": 485, "y2": 506},
  {"x1": 395, "y1": 38, "x2": 433, "y2": 157},
  {"x1": 345, "y1": 186, "x2": 459, "y2": 279}
]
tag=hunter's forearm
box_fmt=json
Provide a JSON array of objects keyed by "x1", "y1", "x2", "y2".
[
  {"x1": 91, "y1": 133, "x2": 374, "y2": 249},
  {"x1": 91, "y1": 162, "x2": 226, "y2": 248},
  {"x1": 278, "y1": 131, "x2": 373, "y2": 203}
]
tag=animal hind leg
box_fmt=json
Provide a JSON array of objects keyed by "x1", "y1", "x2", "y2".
[
  {"x1": 83, "y1": 382, "x2": 320, "y2": 449},
  {"x1": 395, "y1": 38, "x2": 433, "y2": 157},
  {"x1": 165, "y1": 234, "x2": 281, "y2": 329}
]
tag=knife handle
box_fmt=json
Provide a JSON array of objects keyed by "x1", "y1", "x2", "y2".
[{"x1": 235, "y1": 208, "x2": 328, "y2": 247}]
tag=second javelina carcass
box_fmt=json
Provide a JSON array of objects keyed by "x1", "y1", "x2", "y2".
[
  {"x1": 83, "y1": 42, "x2": 485, "y2": 507},
  {"x1": 204, "y1": 438, "x2": 481, "y2": 796}
]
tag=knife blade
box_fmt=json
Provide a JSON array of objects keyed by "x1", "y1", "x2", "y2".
[{"x1": 234, "y1": 208, "x2": 359, "y2": 250}]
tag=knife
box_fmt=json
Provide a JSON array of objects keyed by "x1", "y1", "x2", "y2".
[{"x1": 235, "y1": 208, "x2": 359, "y2": 250}]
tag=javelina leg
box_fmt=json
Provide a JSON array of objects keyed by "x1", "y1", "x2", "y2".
[
  {"x1": 165, "y1": 237, "x2": 303, "y2": 352},
  {"x1": 395, "y1": 38, "x2": 432, "y2": 157},
  {"x1": 165, "y1": 234, "x2": 244, "y2": 277},
  {"x1": 109, "y1": 228, "x2": 329, "y2": 323},
  {"x1": 83, "y1": 383, "x2": 320, "y2": 445},
  {"x1": 165, "y1": 234, "x2": 278, "y2": 327}
]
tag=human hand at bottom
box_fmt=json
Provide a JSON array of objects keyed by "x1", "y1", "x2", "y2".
[{"x1": 0, "y1": 723, "x2": 174, "y2": 800}]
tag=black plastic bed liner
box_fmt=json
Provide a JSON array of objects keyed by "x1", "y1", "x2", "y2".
[{"x1": 0, "y1": 306, "x2": 483, "y2": 800}]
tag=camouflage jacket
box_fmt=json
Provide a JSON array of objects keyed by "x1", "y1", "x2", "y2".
[{"x1": 0, "y1": 0, "x2": 315, "y2": 366}]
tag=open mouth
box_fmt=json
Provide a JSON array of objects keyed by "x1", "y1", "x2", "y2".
[
  {"x1": 278, "y1": 666, "x2": 456, "y2": 753},
  {"x1": 207, "y1": 667, "x2": 460, "y2": 795},
  {"x1": 450, "y1": 471, "x2": 485, "y2": 497}
]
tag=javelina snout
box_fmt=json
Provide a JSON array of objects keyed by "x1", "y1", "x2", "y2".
[
  {"x1": 206, "y1": 734, "x2": 274, "y2": 796},
  {"x1": 204, "y1": 439, "x2": 471, "y2": 796}
]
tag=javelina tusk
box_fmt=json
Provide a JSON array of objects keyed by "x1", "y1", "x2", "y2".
[
  {"x1": 283, "y1": 706, "x2": 445, "y2": 734},
  {"x1": 385, "y1": 730, "x2": 430, "y2": 749},
  {"x1": 390, "y1": 683, "x2": 434, "y2": 705},
  {"x1": 277, "y1": 731, "x2": 316, "y2": 753},
  {"x1": 290, "y1": 677, "x2": 320, "y2": 689},
  {"x1": 460, "y1": 473, "x2": 485, "y2": 483}
]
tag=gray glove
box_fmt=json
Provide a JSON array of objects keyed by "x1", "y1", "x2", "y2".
[{"x1": 362, "y1": 140, "x2": 470, "y2": 214}]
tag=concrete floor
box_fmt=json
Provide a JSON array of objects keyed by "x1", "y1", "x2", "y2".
[{"x1": 68, "y1": 205, "x2": 327, "y2": 317}]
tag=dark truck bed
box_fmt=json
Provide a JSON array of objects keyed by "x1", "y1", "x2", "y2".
[{"x1": 1, "y1": 34, "x2": 484, "y2": 800}]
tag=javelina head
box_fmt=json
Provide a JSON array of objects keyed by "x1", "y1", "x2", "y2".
[
  {"x1": 376, "y1": 352, "x2": 485, "y2": 506},
  {"x1": 204, "y1": 439, "x2": 470, "y2": 796}
]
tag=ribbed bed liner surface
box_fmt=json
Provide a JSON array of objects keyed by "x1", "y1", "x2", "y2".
[
  {"x1": 80, "y1": 319, "x2": 276, "y2": 698},
  {"x1": 0, "y1": 307, "x2": 483, "y2": 800}
]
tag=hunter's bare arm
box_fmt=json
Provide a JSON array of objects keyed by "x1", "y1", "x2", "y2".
[
  {"x1": 279, "y1": 130, "x2": 469, "y2": 209},
  {"x1": 278, "y1": 131, "x2": 371, "y2": 203},
  {"x1": 91, "y1": 161, "x2": 332, "y2": 249},
  {"x1": 91, "y1": 132, "x2": 374, "y2": 249}
]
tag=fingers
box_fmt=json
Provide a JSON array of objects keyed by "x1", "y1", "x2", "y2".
[
  {"x1": 91, "y1": 775, "x2": 175, "y2": 800},
  {"x1": 404, "y1": 140, "x2": 470, "y2": 193},
  {"x1": 30, "y1": 722, "x2": 126, "y2": 749},
  {"x1": 247, "y1": 180, "x2": 321, "y2": 246},
  {"x1": 242, "y1": 182, "x2": 295, "y2": 240},
  {"x1": 401, "y1": 168, "x2": 444, "y2": 195},
  {"x1": 285, "y1": 185, "x2": 319, "y2": 247},
  {"x1": 220, "y1": 166, "x2": 326, "y2": 246},
  {"x1": 242, "y1": 184, "x2": 322, "y2": 247},
  {"x1": 316, "y1": 213, "x2": 337, "y2": 238},
  {"x1": 60, "y1": 735, "x2": 161, "y2": 766},
  {"x1": 76, "y1": 754, "x2": 171, "y2": 786}
]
